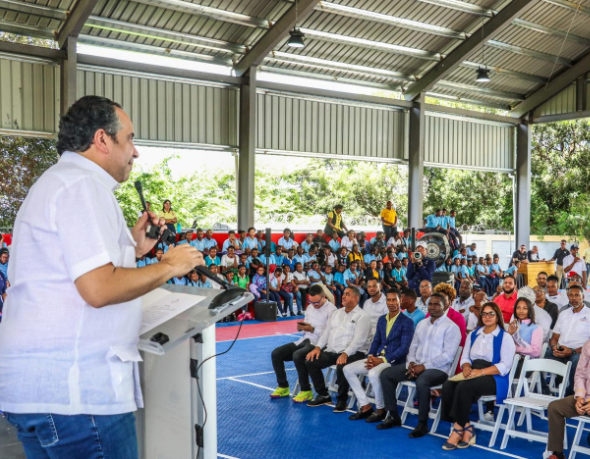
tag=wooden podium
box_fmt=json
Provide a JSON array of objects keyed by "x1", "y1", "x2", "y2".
[{"x1": 517, "y1": 261, "x2": 555, "y2": 287}]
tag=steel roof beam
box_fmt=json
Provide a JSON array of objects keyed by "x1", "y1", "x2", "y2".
[
  {"x1": 132, "y1": 0, "x2": 271, "y2": 29},
  {"x1": 57, "y1": 0, "x2": 99, "y2": 49},
  {"x1": 85, "y1": 16, "x2": 246, "y2": 54},
  {"x1": 510, "y1": 51, "x2": 590, "y2": 117},
  {"x1": 416, "y1": 0, "x2": 494, "y2": 16},
  {"x1": 403, "y1": 0, "x2": 536, "y2": 100},
  {"x1": 512, "y1": 19, "x2": 590, "y2": 46},
  {"x1": 234, "y1": 0, "x2": 320, "y2": 76},
  {"x1": 0, "y1": 0, "x2": 67, "y2": 20},
  {"x1": 0, "y1": 19, "x2": 55, "y2": 39},
  {"x1": 487, "y1": 40, "x2": 572, "y2": 66},
  {"x1": 0, "y1": 39, "x2": 65, "y2": 60},
  {"x1": 435, "y1": 80, "x2": 524, "y2": 100}
]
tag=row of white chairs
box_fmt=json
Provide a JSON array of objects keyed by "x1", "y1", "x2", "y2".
[{"x1": 292, "y1": 347, "x2": 590, "y2": 457}]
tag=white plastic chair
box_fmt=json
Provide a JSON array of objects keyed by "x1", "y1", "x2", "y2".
[
  {"x1": 570, "y1": 416, "x2": 590, "y2": 459},
  {"x1": 472, "y1": 354, "x2": 522, "y2": 447},
  {"x1": 398, "y1": 346, "x2": 463, "y2": 433},
  {"x1": 500, "y1": 358, "x2": 572, "y2": 450}
]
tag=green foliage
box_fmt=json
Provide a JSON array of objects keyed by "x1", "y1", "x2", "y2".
[
  {"x1": 116, "y1": 156, "x2": 237, "y2": 228},
  {"x1": 0, "y1": 136, "x2": 58, "y2": 227}
]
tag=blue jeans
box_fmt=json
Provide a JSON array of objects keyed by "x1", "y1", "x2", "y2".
[{"x1": 3, "y1": 412, "x2": 138, "y2": 459}]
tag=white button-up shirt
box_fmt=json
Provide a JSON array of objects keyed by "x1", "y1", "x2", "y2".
[
  {"x1": 362, "y1": 293, "x2": 388, "y2": 347},
  {"x1": 547, "y1": 292, "x2": 569, "y2": 309},
  {"x1": 461, "y1": 327, "x2": 516, "y2": 376},
  {"x1": 563, "y1": 254, "x2": 587, "y2": 278},
  {"x1": 0, "y1": 152, "x2": 143, "y2": 415},
  {"x1": 452, "y1": 296, "x2": 475, "y2": 319},
  {"x1": 554, "y1": 306, "x2": 590, "y2": 349},
  {"x1": 296, "y1": 300, "x2": 337, "y2": 346},
  {"x1": 316, "y1": 305, "x2": 371, "y2": 355},
  {"x1": 407, "y1": 315, "x2": 461, "y2": 374},
  {"x1": 416, "y1": 296, "x2": 430, "y2": 314}
]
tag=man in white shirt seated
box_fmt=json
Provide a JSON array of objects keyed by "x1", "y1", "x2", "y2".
[
  {"x1": 269, "y1": 285, "x2": 336, "y2": 402},
  {"x1": 546, "y1": 275, "x2": 569, "y2": 309},
  {"x1": 304, "y1": 287, "x2": 371, "y2": 412},
  {"x1": 362, "y1": 279, "x2": 389, "y2": 338},
  {"x1": 545, "y1": 285, "x2": 590, "y2": 396},
  {"x1": 343, "y1": 289, "x2": 415, "y2": 423},
  {"x1": 378, "y1": 292, "x2": 461, "y2": 437},
  {"x1": 452, "y1": 280, "x2": 475, "y2": 320},
  {"x1": 563, "y1": 244, "x2": 587, "y2": 288},
  {"x1": 567, "y1": 273, "x2": 590, "y2": 306}
]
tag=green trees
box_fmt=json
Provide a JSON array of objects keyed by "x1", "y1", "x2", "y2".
[{"x1": 1, "y1": 118, "x2": 589, "y2": 239}]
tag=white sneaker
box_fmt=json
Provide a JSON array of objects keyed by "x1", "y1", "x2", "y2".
[{"x1": 483, "y1": 411, "x2": 494, "y2": 422}]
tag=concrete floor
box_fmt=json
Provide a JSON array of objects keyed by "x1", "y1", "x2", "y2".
[{"x1": 0, "y1": 415, "x2": 25, "y2": 459}]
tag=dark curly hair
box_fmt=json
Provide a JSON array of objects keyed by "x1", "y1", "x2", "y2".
[{"x1": 56, "y1": 96, "x2": 122, "y2": 155}]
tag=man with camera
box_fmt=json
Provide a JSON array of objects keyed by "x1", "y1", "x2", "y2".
[{"x1": 406, "y1": 241, "x2": 436, "y2": 296}]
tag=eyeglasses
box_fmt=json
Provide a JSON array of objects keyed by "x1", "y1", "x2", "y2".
[
  {"x1": 308, "y1": 298, "x2": 324, "y2": 305},
  {"x1": 481, "y1": 311, "x2": 496, "y2": 318}
]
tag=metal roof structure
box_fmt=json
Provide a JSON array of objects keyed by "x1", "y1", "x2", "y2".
[{"x1": 0, "y1": 0, "x2": 589, "y2": 115}]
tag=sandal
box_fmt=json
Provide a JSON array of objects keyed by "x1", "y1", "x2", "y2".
[
  {"x1": 457, "y1": 425, "x2": 477, "y2": 449},
  {"x1": 442, "y1": 427, "x2": 464, "y2": 450}
]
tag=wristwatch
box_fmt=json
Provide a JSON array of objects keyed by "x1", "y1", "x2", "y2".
[{"x1": 571, "y1": 348, "x2": 577, "y2": 355}]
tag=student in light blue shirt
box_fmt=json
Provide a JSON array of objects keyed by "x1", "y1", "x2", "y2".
[
  {"x1": 282, "y1": 248, "x2": 296, "y2": 271},
  {"x1": 293, "y1": 246, "x2": 307, "y2": 267},
  {"x1": 466, "y1": 243, "x2": 478, "y2": 258},
  {"x1": 364, "y1": 247, "x2": 377, "y2": 265},
  {"x1": 489, "y1": 257, "x2": 503, "y2": 277},
  {"x1": 439, "y1": 208, "x2": 449, "y2": 230},
  {"x1": 329, "y1": 234, "x2": 341, "y2": 253},
  {"x1": 222, "y1": 230, "x2": 241, "y2": 252},
  {"x1": 504, "y1": 261, "x2": 520, "y2": 277},
  {"x1": 278, "y1": 228, "x2": 297, "y2": 251},
  {"x1": 150, "y1": 248, "x2": 165, "y2": 265},
  {"x1": 400, "y1": 288, "x2": 426, "y2": 327},
  {"x1": 242, "y1": 227, "x2": 260, "y2": 251},
  {"x1": 204, "y1": 229, "x2": 218, "y2": 251},
  {"x1": 307, "y1": 262, "x2": 324, "y2": 286},
  {"x1": 196, "y1": 277, "x2": 213, "y2": 288},
  {"x1": 205, "y1": 247, "x2": 220, "y2": 267},
  {"x1": 169, "y1": 275, "x2": 189, "y2": 286},
  {"x1": 190, "y1": 228, "x2": 208, "y2": 252},
  {"x1": 301, "y1": 233, "x2": 315, "y2": 254},
  {"x1": 269, "y1": 247, "x2": 285, "y2": 266},
  {"x1": 176, "y1": 232, "x2": 189, "y2": 246}
]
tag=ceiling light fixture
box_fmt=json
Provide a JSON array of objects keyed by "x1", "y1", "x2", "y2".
[
  {"x1": 475, "y1": 17, "x2": 490, "y2": 83},
  {"x1": 287, "y1": 0, "x2": 306, "y2": 48}
]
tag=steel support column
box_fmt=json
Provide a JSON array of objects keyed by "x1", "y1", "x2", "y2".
[
  {"x1": 515, "y1": 122, "x2": 531, "y2": 248},
  {"x1": 408, "y1": 95, "x2": 425, "y2": 229},
  {"x1": 237, "y1": 67, "x2": 257, "y2": 229},
  {"x1": 60, "y1": 37, "x2": 77, "y2": 115}
]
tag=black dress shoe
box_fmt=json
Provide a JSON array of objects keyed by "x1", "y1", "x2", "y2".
[
  {"x1": 366, "y1": 411, "x2": 387, "y2": 423},
  {"x1": 333, "y1": 400, "x2": 347, "y2": 413},
  {"x1": 409, "y1": 422, "x2": 429, "y2": 438},
  {"x1": 307, "y1": 395, "x2": 332, "y2": 407},
  {"x1": 349, "y1": 408, "x2": 373, "y2": 420},
  {"x1": 376, "y1": 414, "x2": 402, "y2": 430}
]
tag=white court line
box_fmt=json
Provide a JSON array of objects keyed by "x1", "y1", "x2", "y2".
[
  {"x1": 227, "y1": 377, "x2": 528, "y2": 459},
  {"x1": 217, "y1": 369, "x2": 295, "y2": 381},
  {"x1": 218, "y1": 454, "x2": 243, "y2": 459}
]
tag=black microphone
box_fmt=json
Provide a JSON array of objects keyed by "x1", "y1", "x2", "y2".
[
  {"x1": 135, "y1": 181, "x2": 159, "y2": 239},
  {"x1": 195, "y1": 266, "x2": 248, "y2": 310}
]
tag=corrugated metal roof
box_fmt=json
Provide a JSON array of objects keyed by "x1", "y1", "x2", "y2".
[{"x1": 1, "y1": 0, "x2": 589, "y2": 111}]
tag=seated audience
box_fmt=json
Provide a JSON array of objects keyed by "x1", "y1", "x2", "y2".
[
  {"x1": 341, "y1": 230, "x2": 358, "y2": 252},
  {"x1": 324, "y1": 204, "x2": 347, "y2": 239},
  {"x1": 379, "y1": 293, "x2": 461, "y2": 437},
  {"x1": 270, "y1": 285, "x2": 337, "y2": 401},
  {"x1": 452, "y1": 280, "x2": 475, "y2": 320},
  {"x1": 440, "y1": 302, "x2": 516, "y2": 450},
  {"x1": 492, "y1": 275, "x2": 518, "y2": 324},
  {"x1": 433, "y1": 282, "x2": 467, "y2": 348},
  {"x1": 222, "y1": 230, "x2": 241, "y2": 251},
  {"x1": 243, "y1": 227, "x2": 260, "y2": 251},
  {"x1": 344, "y1": 289, "x2": 414, "y2": 423},
  {"x1": 293, "y1": 263, "x2": 311, "y2": 311},
  {"x1": 220, "y1": 246, "x2": 239, "y2": 272},
  {"x1": 204, "y1": 247, "x2": 220, "y2": 267},
  {"x1": 304, "y1": 287, "x2": 371, "y2": 411},
  {"x1": 546, "y1": 274, "x2": 569, "y2": 309},
  {"x1": 278, "y1": 228, "x2": 297, "y2": 250},
  {"x1": 416, "y1": 280, "x2": 433, "y2": 314},
  {"x1": 507, "y1": 291, "x2": 543, "y2": 361},
  {"x1": 270, "y1": 268, "x2": 295, "y2": 317}
]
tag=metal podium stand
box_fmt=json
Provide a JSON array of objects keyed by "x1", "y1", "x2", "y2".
[{"x1": 136, "y1": 285, "x2": 253, "y2": 459}]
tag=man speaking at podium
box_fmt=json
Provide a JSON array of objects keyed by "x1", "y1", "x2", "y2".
[{"x1": 0, "y1": 96, "x2": 203, "y2": 459}]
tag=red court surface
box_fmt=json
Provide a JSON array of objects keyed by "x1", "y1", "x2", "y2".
[{"x1": 216, "y1": 320, "x2": 299, "y2": 342}]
